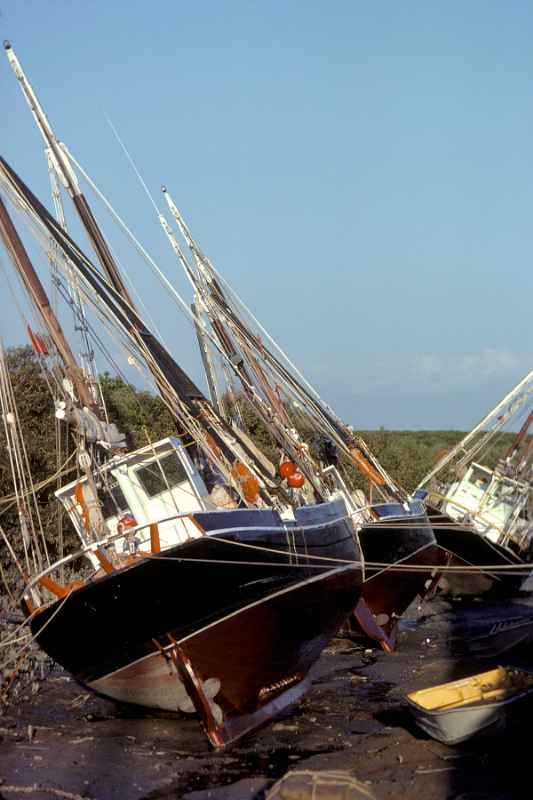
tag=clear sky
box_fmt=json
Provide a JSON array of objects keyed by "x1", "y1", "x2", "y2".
[{"x1": 1, "y1": 0, "x2": 532, "y2": 430}]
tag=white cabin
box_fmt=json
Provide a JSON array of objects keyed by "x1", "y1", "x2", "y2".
[
  {"x1": 55, "y1": 437, "x2": 211, "y2": 563},
  {"x1": 441, "y1": 462, "x2": 529, "y2": 546}
]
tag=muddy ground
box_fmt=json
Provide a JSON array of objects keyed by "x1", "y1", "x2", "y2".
[{"x1": 2, "y1": 596, "x2": 533, "y2": 800}]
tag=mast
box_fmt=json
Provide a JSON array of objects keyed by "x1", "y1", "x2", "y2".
[
  {"x1": 3, "y1": 39, "x2": 393, "y2": 504},
  {"x1": 191, "y1": 298, "x2": 225, "y2": 416},
  {"x1": 0, "y1": 192, "x2": 123, "y2": 556},
  {"x1": 160, "y1": 187, "x2": 404, "y2": 501},
  {"x1": 156, "y1": 198, "x2": 328, "y2": 497},
  {"x1": 418, "y1": 368, "x2": 533, "y2": 489},
  {"x1": 3, "y1": 43, "x2": 289, "y2": 503},
  {"x1": 0, "y1": 194, "x2": 93, "y2": 409},
  {"x1": 0, "y1": 157, "x2": 285, "y2": 505},
  {"x1": 46, "y1": 148, "x2": 104, "y2": 410},
  {"x1": 504, "y1": 409, "x2": 533, "y2": 465},
  {"x1": 4, "y1": 40, "x2": 133, "y2": 307}
]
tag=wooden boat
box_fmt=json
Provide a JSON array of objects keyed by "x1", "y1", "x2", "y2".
[
  {"x1": 0, "y1": 40, "x2": 365, "y2": 748},
  {"x1": 0, "y1": 160, "x2": 366, "y2": 747},
  {"x1": 425, "y1": 504, "x2": 528, "y2": 598},
  {"x1": 351, "y1": 500, "x2": 444, "y2": 651},
  {"x1": 407, "y1": 666, "x2": 533, "y2": 744},
  {"x1": 28, "y1": 498, "x2": 361, "y2": 748},
  {"x1": 153, "y1": 187, "x2": 444, "y2": 653},
  {"x1": 0, "y1": 44, "x2": 434, "y2": 761},
  {"x1": 416, "y1": 373, "x2": 533, "y2": 597}
]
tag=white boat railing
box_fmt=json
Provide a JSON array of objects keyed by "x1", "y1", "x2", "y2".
[{"x1": 20, "y1": 506, "x2": 366, "y2": 604}]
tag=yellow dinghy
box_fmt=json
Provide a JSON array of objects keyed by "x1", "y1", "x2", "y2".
[{"x1": 407, "y1": 666, "x2": 533, "y2": 744}]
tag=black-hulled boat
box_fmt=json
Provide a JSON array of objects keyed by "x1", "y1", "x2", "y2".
[
  {"x1": 0, "y1": 43, "x2": 441, "y2": 761},
  {"x1": 27, "y1": 498, "x2": 361, "y2": 748},
  {"x1": 426, "y1": 504, "x2": 529, "y2": 598},
  {"x1": 0, "y1": 158, "x2": 363, "y2": 747},
  {"x1": 352, "y1": 499, "x2": 444, "y2": 650},
  {"x1": 154, "y1": 188, "x2": 445, "y2": 653}
]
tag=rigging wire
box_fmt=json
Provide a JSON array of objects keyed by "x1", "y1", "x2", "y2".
[{"x1": 61, "y1": 143, "x2": 190, "y2": 347}]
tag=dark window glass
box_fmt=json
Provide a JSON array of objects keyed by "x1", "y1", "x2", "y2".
[
  {"x1": 470, "y1": 468, "x2": 490, "y2": 490},
  {"x1": 97, "y1": 483, "x2": 129, "y2": 519},
  {"x1": 135, "y1": 453, "x2": 187, "y2": 498}
]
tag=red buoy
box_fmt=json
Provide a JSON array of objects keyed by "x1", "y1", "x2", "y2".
[
  {"x1": 279, "y1": 461, "x2": 296, "y2": 479},
  {"x1": 287, "y1": 471, "x2": 305, "y2": 488}
]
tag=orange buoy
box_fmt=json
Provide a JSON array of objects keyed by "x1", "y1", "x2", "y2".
[
  {"x1": 279, "y1": 461, "x2": 296, "y2": 479},
  {"x1": 231, "y1": 461, "x2": 260, "y2": 503},
  {"x1": 74, "y1": 482, "x2": 90, "y2": 530},
  {"x1": 231, "y1": 461, "x2": 249, "y2": 479},
  {"x1": 287, "y1": 471, "x2": 305, "y2": 488},
  {"x1": 349, "y1": 448, "x2": 386, "y2": 486},
  {"x1": 242, "y1": 476, "x2": 260, "y2": 503}
]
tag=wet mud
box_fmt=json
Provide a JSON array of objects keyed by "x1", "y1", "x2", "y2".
[{"x1": 2, "y1": 596, "x2": 533, "y2": 799}]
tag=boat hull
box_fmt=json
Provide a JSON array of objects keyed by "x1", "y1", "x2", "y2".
[
  {"x1": 429, "y1": 507, "x2": 529, "y2": 597},
  {"x1": 29, "y1": 499, "x2": 362, "y2": 747},
  {"x1": 409, "y1": 698, "x2": 511, "y2": 744},
  {"x1": 89, "y1": 565, "x2": 357, "y2": 746},
  {"x1": 351, "y1": 503, "x2": 443, "y2": 651}
]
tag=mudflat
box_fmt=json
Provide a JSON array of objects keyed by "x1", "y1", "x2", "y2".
[{"x1": 2, "y1": 597, "x2": 533, "y2": 800}]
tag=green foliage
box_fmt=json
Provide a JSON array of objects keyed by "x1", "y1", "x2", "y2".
[
  {"x1": 220, "y1": 390, "x2": 519, "y2": 494},
  {"x1": 99, "y1": 373, "x2": 176, "y2": 450},
  {"x1": 237, "y1": 396, "x2": 279, "y2": 463},
  {"x1": 360, "y1": 428, "x2": 517, "y2": 492},
  {"x1": 361, "y1": 429, "x2": 467, "y2": 492},
  {"x1": 0, "y1": 347, "x2": 59, "y2": 566}
]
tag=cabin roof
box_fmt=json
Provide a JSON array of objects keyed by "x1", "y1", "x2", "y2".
[{"x1": 55, "y1": 436, "x2": 186, "y2": 498}]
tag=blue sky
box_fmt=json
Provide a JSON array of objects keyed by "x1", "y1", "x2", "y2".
[{"x1": 1, "y1": 1, "x2": 532, "y2": 429}]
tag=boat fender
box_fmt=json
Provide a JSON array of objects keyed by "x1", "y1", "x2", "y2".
[
  {"x1": 231, "y1": 461, "x2": 260, "y2": 503},
  {"x1": 287, "y1": 471, "x2": 305, "y2": 489}
]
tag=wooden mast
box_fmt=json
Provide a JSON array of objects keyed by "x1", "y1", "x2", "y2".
[
  {"x1": 0, "y1": 157, "x2": 285, "y2": 506},
  {"x1": 419, "y1": 368, "x2": 533, "y2": 490},
  {"x1": 0, "y1": 194, "x2": 116, "y2": 556},
  {"x1": 161, "y1": 187, "x2": 402, "y2": 501},
  {"x1": 3, "y1": 42, "x2": 288, "y2": 506},
  {"x1": 504, "y1": 409, "x2": 533, "y2": 465},
  {"x1": 191, "y1": 298, "x2": 225, "y2": 417},
  {"x1": 3, "y1": 38, "x2": 324, "y2": 503},
  {"x1": 0, "y1": 194, "x2": 94, "y2": 410},
  {"x1": 4, "y1": 40, "x2": 134, "y2": 308}
]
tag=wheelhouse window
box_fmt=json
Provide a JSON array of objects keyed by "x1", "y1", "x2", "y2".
[
  {"x1": 135, "y1": 452, "x2": 187, "y2": 498},
  {"x1": 97, "y1": 482, "x2": 129, "y2": 520},
  {"x1": 489, "y1": 479, "x2": 516, "y2": 504},
  {"x1": 469, "y1": 467, "x2": 490, "y2": 491}
]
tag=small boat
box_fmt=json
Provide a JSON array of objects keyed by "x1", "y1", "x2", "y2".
[
  {"x1": 450, "y1": 606, "x2": 533, "y2": 658},
  {"x1": 407, "y1": 666, "x2": 533, "y2": 744}
]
